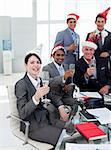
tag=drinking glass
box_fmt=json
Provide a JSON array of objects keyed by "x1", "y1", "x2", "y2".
[
  {"x1": 89, "y1": 59, "x2": 96, "y2": 68},
  {"x1": 89, "y1": 59, "x2": 96, "y2": 79},
  {"x1": 69, "y1": 64, "x2": 75, "y2": 85},
  {"x1": 41, "y1": 71, "x2": 50, "y2": 103}
]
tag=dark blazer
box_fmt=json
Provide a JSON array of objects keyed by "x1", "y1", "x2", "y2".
[
  {"x1": 15, "y1": 73, "x2": 65, "y2": 146},
  {"x1": 86, "y1": 30, "x2": 111, "y2": 70},
  {"x1": 54, "y1": 28, "x2": 80, "y2": 65},
  {"x1": 74, "y1": 56, "x2": 111, "y2": 92},
  {"x1": 42, "y1": 62, "x2": 78, "y2": 113}
]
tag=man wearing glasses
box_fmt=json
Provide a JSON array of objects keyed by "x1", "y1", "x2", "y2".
[{"x1": 54, "y1": 13, "x2": 80, "y2": 65}]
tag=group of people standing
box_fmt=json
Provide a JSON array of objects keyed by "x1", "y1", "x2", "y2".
[
  {"x1": 15, "y1": 7, "x2": 111, "y2": 149},
  {"x1": 54, "y1": 7, "x2": 111, "y2": 94}
]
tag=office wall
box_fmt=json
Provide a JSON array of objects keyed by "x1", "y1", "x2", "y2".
[
  {"x1": 11, "y1": 17, "x2": 36, "y2": 73},
  {"x1": 0, "y1": 16, "x2": 11, "y2": 73},
  {"x1": 0, "y1": 16, "x2": 36, "y2": 73}
]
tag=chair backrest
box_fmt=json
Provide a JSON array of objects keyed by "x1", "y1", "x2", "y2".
[
  {"x1": 7, "y1": 85, "x2": 19, "y2": 117},
  {"x1": 7, "y1": 85, "x2": 54, "y2": 150},
  {"x1": 7, "y1": 85, "x2": 20, "y2": 132}
]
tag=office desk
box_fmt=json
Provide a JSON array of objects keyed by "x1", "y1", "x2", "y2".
[{"x1": 80, "y1": 107, "x2": 111, "y2": 143}]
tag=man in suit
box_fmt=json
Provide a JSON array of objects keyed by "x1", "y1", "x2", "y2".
[
  {"x1": 86, "y1": 7, "x2": 111, "y2": 70},
  {"x1": 74, "y1": 41, "x2": 111, "y2": 108},
  {"x1": 15, "y1": 51, "x2": 66, "y2": 147},
  {"x1": 42, "y1": 44, "x2": 78, "y2": 122},
  {"x1": 54, "y1": 13, "x2": 80, "y2": 65}
]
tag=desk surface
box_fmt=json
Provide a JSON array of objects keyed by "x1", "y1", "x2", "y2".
[{"x1": 87, "y1": 107, "x2": 111, "y2": 125}]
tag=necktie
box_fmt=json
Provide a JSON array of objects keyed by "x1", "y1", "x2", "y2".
[
  {"x1": 98, "y1": 32, "x2": 102, "y2": 49},
  {"x1": 58, "y1": 66, "x2": 64, "y2": 76},
  {"x1": 99, "y1": 32, "x2": 102, "y2": 41}
]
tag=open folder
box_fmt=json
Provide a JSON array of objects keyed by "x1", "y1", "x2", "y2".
[{"x1": 79, "y1": 92, "x2": 102, "y2": 100}]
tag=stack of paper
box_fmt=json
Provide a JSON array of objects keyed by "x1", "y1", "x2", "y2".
[
  {"x1": 66, "y1": 143, "x2": 111, "y2": 150},
  {"x1": 87, "y1": 107, "x2": 111, "y2": 125}
]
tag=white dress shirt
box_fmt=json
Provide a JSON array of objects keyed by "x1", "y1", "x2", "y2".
[
  {"x1": 53, "y1": 61, "x2": 65, "y2": 76},
  {"x1": 27, "y1": 73, "x2": 40, "y2": 105}
]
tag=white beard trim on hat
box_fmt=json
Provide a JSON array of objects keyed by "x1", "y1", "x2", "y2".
[{"x1": 82, "y1": 41, "x2": 97, "y2": 50}]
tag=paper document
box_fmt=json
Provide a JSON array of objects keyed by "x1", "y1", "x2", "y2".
[
  {"x1": 66, "y1": 143, "x2": 111, "y2": 150},
  {"x1": 79, "y1": 92, "x2": 102, "y2": 99},
  {"x1": 104, "y1": 94, "x2": 111, "y2": 102},
  {"x1": 87, "y1": 107, "x2": 111, "y2": 124}
]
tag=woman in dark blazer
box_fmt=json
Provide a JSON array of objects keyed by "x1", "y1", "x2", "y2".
[{"x1": 15, "y1": 51, "x2": 65, "y2": 147}]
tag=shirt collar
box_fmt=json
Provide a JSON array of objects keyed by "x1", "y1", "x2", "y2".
[
  {"x1": 95, "y1": 28, "x2": 105, "y2": 34},
  {"x1": 68, "y1": 28, "x2": 75, "y2": 34},
  {"x1": 27, "y1": 73, "x2": 40, "y2": 88},
  {"x1": 83, "y1": 56, "x2": 96, "y2": 65},
  {"x1": 53, "y1": 61, "x2": 63, "y2": 69}
]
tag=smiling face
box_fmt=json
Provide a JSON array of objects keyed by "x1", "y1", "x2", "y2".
[
  {"x1": 25, "y1": 55, "x2": 41, "y2": 79},
  {"x1": 82, "y1": 46, "x2": 95, "y2": 61},
  {"x1": 53, "y1": 49, "x2": 65, "y2": 65},
  {"x1": 95, "y1": 17, "x2": 106, "y2": 31},
  {"x1": 67, "y1": 18, "x2": 77, "y2": 30}
]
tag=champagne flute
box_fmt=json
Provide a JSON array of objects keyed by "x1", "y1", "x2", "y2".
[
  {"x1": 69, "y1": 64, "x2": 75, "y2": 85},
  {"x1": 89, "y1": 59, "x2": 96, "y2": 79},
  {"x1": 41, "y1": 71, "x2": 50, "y2": 103}
]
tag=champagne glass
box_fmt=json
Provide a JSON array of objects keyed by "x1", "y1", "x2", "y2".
[
  {"x1": 89, "y1": 59, "x2": 96, "y2": 79},
  {"x1": 69, "y1": 64, "x2": 75, "y2": 85},
  {"x1": 41, "y1": 71, "x2": 50, "y2": 103}
]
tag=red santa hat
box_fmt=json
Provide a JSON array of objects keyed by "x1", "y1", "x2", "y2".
[
  {"x1": 98, "y1": 7, "x2": 110, "y2": 20},
  {"x1": 51, "y1": 44, "x2": 64, "y2": 55},
  {"x1": 82, "y1": 41, "x2": 97, "y2": 50},
  {"x1": 67, "y1": 13, "x2": 79, "y2": 21}
]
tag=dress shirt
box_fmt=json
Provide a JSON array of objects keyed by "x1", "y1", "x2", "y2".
[
  {"x1": 53, "y1": 61, "x2": 65, "y2": 76},
  {"x1": 68, "y1": 28, "x2": 79, "y2": 56},
  {"x1": 27, "y1": 73, "x2": 40, "y2": 105},
  {"x1": 68, "y1": 28, "x2": 78, "y2": 44},
  {"x1": 95, "y1": 29, "x2": 108, "y2": 45}
]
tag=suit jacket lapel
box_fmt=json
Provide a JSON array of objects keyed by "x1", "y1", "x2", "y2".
[
  {"x1": 51, "y1": 62, "x2": 60, "y2": 76},
  {"x1": 24, "y1": 74, "x2": 36, "y2": 96}
]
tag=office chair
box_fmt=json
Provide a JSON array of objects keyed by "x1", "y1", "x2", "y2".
[{"x1": 7, "y1": 85, "x2": 54, "y2": 150}]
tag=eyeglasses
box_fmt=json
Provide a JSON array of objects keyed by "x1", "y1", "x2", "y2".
[
  {"x1": 69, "y1": 21, "x2": 76, "y2": 23},
  {"x1": 56, "y1": 54, "x2": 65, "y2": 57}
]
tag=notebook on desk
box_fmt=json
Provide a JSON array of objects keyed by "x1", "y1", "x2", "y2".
[{"x1": 75, "y1": 122, "x2": 107, "y2": 141}]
